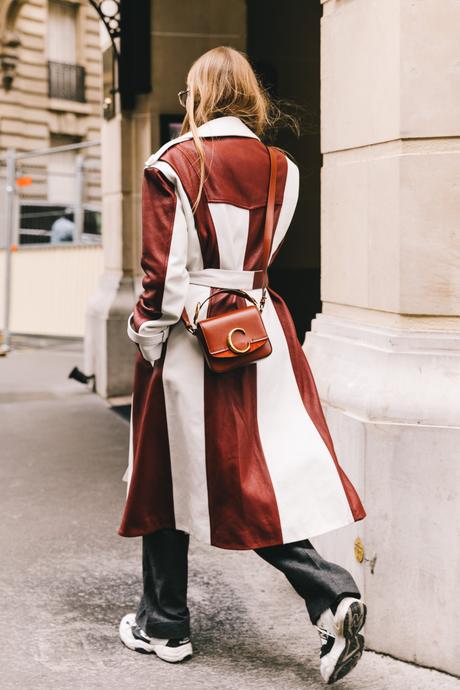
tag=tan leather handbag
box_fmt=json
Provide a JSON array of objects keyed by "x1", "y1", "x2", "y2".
[{"x1": 181, "y1": 145, "x2": 277, "y2": 373}]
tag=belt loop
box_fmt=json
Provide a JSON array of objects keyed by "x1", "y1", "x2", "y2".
[{"x1": 252, "y1": 270, "x2": 264, "y2": 289}]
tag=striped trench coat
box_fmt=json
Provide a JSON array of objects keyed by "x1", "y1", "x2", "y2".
[{"x1": 118, "y1": 115, "x2": 366, "y2": 549}]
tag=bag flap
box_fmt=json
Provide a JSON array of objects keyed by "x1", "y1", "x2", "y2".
[{"x1": 197, "y1": 306, "x2": 269, "y2": 359}]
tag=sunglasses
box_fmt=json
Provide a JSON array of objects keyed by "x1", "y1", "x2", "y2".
[{"x1": 177, "y1": 89, "x2": 190, "y2": 108}]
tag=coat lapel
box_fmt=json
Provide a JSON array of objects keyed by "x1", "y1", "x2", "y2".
[{"x1": 144, "y1": 116, "x2": 260, "y2": 168}]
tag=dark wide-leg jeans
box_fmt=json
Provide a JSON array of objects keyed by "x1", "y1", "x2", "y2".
[{"x1": 135, "y1": 528, "x2": 361, "y2": 639}]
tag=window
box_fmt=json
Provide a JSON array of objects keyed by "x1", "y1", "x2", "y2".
[
  {"x1": 47, "y1": 1, "x2": 85, "y2": 102},
  {"x1": 48, "y1": 133, "x2": 80, "y2": 204},
  {"x1": 18, "y1": 133, "x2": 101, "y2": 245},
  {"x1": 48, "y1": 0, "x2": 77, "y2": 63}
]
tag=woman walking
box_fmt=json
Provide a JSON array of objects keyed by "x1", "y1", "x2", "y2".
[{"x1": 118, "y1": 46, "x2": 367, "y2": 685}]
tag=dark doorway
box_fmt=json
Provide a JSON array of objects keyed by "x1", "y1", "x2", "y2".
[{"x1": 247, "y1": 1, "x2": 322, "y2": 343}]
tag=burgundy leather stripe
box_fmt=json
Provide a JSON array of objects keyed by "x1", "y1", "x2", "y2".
[
  {"x1": 133, "y1": 167, "x2": 178, "y2": 331},
  {"x1": 178, "y1": 138, "x2": 278, "y2": 209},
  {"x1": 270, "y1": 289, "x2": 367, "y2": 522},
  {"x1": 203, "y1": 288, "x2": 283, "y2": 549},
  {"x1": 118, "y1": 350, "x2": 176, "y2": 537},
  {"x1": 162, "y1": 146, "x2": 220, "y2": 267},
  {"x1": 163, "y1": 140, "x2": 288, "y2": 271},
  {"x1": 192, "y1": 199, "x2": 220, "y2": 267}
]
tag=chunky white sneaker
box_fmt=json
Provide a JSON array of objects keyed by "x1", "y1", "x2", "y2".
[
  {"x1": 315, "y1": 597, "x2": 366, "y2": 684},
  {"x1": 119, "y1": 613, "x2": 193, "y2": 663}
]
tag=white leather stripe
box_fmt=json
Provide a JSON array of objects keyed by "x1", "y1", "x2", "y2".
[
  {"x1": 270, "y1": 157, "x2": 300, "y2": 262},
  {"x1": 188, "y1": 268, "x2": 260, "y2": 290},
  {"x1": 161, "y1": 289, "x2": 212, "y2": 543},
  {"x1": 256, "y1": 296, "x2": 355, "y2": 541},
  {"x1": 208, "y1": 203, "x2": 250, "y2": 270},
  {"x1": 122, "y1": 395, "x2": 134, "y2": 489}
]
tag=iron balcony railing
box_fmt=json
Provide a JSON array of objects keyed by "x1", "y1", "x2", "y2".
[{"x1": 48, "y1": 61, "x2": 86, "y2": 102}]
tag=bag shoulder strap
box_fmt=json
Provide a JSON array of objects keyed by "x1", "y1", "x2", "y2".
[
  {"x1": 261, "y1": 145, "x2": 277, "y2": 288},
  {"x1": 181, "y1": 143, "x2": 277, "y2": 332}
]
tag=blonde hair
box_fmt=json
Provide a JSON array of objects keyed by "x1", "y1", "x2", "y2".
[{"x1": 179, "y1": 46, "x2": 299, "y2": 214}]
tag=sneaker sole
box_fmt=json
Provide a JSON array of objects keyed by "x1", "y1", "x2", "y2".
[
  {"x1": 326, "y1": 602, "x2": 367, "y2": 684},
  {"x1": 342, "y1": 601, "x2": 367, "y2": 639},
  {"x1": 119, "y1": 636, "x2": 193, "y2": 662},
  {"x1": 327, "y1": 633, "x2": 365, "y2": 684},
  {"x1": 119, "y1": 615, "x2": 193, "y2": 662},
  {"x1": 154, "y1": 644, "x2": 193, "y2": 663}
]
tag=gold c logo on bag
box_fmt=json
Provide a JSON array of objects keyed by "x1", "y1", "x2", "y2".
[{"x1": 227, "y1": 327, "x2": 250, "y2": 354}]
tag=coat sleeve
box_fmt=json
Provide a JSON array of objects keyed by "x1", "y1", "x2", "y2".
[{"x1": 127, "y1": 164, "x2": 189, "y2": 364}]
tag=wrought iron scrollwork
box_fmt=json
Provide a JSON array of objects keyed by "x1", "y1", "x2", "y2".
[
  {"x1": 88, "y1": 0, "x2": 120, "y2": 119},
  {"x1": 87, "y1": 0, "x2": 120, "y2": 57}
]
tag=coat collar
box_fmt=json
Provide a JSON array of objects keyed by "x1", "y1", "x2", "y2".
[{"x1": 145, "y1": 116, "x2": 260, "y2": 167}]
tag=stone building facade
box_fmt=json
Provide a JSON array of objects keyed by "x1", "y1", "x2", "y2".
[{"x1": 0, "y1": 0, "x2": 102, "y2": 214}]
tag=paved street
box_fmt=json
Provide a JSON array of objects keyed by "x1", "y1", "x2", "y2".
[{"x1": 1, "y1": 339, "x2": 459, "y2": 690}]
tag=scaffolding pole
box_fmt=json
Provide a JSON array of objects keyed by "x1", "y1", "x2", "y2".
[
  {"x1": 0, "y1": 140, "x2": 100, "y2": 354},
  {"x1": 1, "y1": 149, "x2": 16, "y2": 354},
  {"x1": 74, "y1": 154, "x2": 85, "y2": 244}
]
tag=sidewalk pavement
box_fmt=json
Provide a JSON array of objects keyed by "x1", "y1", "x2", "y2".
[{"x1": 1, "y1": 339, "x2": 459, "y2": 690}]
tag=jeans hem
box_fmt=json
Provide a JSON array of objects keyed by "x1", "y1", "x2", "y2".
[
  {"x1": 309, "y1": 590, "x2": 362, "y2": 626},
  {"x1": 136, "y1": 615, "x2": 191, "y2": 639}
]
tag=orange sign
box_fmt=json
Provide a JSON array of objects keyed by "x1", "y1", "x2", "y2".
[{"x1": 16, "y1": 176, "x2": 33, "y2": 187}]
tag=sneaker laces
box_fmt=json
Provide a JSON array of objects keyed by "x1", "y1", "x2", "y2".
[
  {"x1": 315, "y1": 623, "x2": 336, "y2": 645},
  {"x1": 314, "y1": 607, "x2": 340, "y2": 643}
]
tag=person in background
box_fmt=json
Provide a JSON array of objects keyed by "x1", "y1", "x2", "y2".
[{"x1": 50, "y1": 207, "x2": 75, "y2": 243}]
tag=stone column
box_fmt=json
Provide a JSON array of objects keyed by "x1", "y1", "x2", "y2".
[
  {"x1": 307, "y1": 0, "x2": 460, "y2": 675},
  {"x1": 84, "y1": 97, "x2": 151, "y2": 398}
]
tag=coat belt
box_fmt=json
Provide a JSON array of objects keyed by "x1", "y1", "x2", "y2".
[{"x1": 188, "y1": 268, "x2": 265, "y2": 290}]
